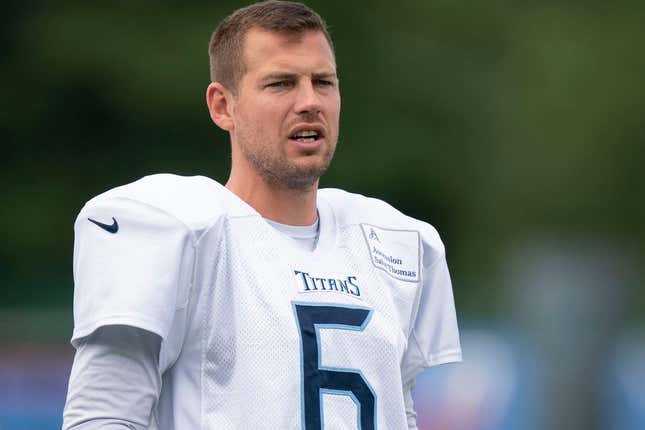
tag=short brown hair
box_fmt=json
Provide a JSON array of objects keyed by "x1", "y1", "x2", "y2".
[{"x1": 208, "y1": 1, "x2": 334, "y2": 93}]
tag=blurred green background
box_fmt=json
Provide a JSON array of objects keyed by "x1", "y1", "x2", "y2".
[
  {"x1": 2, "y1": 0, "x2": 643, "y2": 315},
  {"x1": 1, "y1": 1, "x2": 644, "y2": 428}
]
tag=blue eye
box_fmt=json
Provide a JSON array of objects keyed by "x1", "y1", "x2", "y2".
[{"x1": 267, "y1": 81, "x2": 292, "y2": 88}]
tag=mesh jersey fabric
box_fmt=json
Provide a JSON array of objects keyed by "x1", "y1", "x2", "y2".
[{"x1": 71, "y1": 174, "x2": 461, "y2": 430}]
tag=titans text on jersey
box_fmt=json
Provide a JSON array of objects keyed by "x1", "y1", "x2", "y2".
[{"x1": 294, "y1": 270, "x2": 361, "y2": 297}]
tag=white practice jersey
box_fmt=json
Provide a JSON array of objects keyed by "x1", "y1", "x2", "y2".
[{"x1": 71, "y1": 174, "x2": 461, "y2": 430}]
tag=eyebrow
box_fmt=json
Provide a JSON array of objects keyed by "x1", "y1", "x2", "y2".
[
  {"x1": 261, "y1": 72, "x2": 337, "y2": 82},
  {"x1": 312, "y1": 72, "x2": 338, "y2": 80}
]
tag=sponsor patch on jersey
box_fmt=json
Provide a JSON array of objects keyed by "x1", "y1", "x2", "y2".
[{"x1": 360, "y1": 224, "x2": 420, "y2": 282}]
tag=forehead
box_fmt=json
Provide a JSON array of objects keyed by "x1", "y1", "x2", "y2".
[{"x1": 241, "y1": 28, "x2": 336, "y2": 76}]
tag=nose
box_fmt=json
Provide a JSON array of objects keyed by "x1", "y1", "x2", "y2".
[{"x1": 293, "y1": 80, "x2": 322, "y2": 115}]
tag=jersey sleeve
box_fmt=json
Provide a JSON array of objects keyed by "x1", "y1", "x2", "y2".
[
  {"x1": 71, "y1": 196, "x2": 195, "y2": 348},
  {"x1": 400, "y1": 240, "x2": 462, "y2": 386}
]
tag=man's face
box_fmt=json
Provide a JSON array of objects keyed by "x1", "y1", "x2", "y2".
[{"x1": 229, "y1": 28, "x2": 340, "y2": 190}]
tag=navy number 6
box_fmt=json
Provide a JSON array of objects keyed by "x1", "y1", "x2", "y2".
[{"x1": 293, "y1": 303, "x2": 376, "y2": 429}]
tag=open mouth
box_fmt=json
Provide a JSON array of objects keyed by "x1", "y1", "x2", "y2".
[{"x1": 289, "y1": 129, "x2": 322, "y2": 143}]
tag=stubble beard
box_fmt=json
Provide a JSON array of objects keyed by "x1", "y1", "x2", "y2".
[{"x1": 238, "y1": 130, "x2": 337, "y2": 191}]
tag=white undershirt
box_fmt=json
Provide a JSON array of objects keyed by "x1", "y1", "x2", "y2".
[
  {"x1": 264, "y1": 217, "x2": 319, "y2": 251},
  {"x1": 62, "y1": 219, "x2": 418, "y2": 429},
  {"x1": 63, "y1": 325, "x2": 162, "y2": 430}
]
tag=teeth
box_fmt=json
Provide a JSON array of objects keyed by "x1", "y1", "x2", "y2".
[{"x1": 292, "y1": 130, "x2": 318, "y2": 138}]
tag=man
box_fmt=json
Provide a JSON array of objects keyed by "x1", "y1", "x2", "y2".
[{"x1": 63, "y1": 1, "x2": 461, "y2": 429}]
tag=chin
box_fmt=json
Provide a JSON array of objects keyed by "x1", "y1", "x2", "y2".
[{"x1": 294, "y1": 159, "x2": 331, "y2": 176}]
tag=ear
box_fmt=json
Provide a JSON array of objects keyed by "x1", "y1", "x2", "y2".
[{"x1": 206, "y1": 82, "x2": 235, "y2": 131}]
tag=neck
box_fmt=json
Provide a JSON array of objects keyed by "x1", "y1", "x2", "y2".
[{"x1": 226, "y1": 168, "x2": 319, "y2": 226}]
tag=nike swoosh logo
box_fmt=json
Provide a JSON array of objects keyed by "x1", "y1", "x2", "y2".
[{"x1": 88, "y1": 217, "x2": 119, "y2": 234}]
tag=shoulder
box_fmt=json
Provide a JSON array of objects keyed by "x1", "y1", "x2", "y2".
[
  {"x1": 79, "y1": 174, "x2": 227, "y2": 234},
  {"x1": 319, "y1": 188, "x2": 445, "y2": 266}
]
